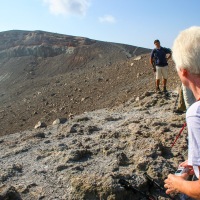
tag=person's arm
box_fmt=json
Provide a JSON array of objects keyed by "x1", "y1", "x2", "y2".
[
  {"x1": 150, "y1": 57, "x2": 154, "y2": 66},
  {"x1": 166, "y1": 53, "x2": 171, "y2": 61},
  {"x1": 150, "y1": 50, "x2": 155, "y2": 65},
  {"x1": 150, "y1": 50, "x2": 156, "y2": 72},
  {"x1": 165, "y1": 48, "x2": 172, "y2": 61},
  {"x1": 150, "y1": 57, "x2": 156, "y2": 72},
  {"x1": 164, "y1": 166, "x2": 200, "y2": 199}
]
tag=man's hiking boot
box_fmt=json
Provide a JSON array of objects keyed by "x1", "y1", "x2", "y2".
[
  {"x1": 163, "y1": 86, "x2": 167, "y2": 93},
  {"x1": 173, "y1": 109, "x2": 185, "y2": 114},
  {"x1": 156, "y1": 87, "x2": 161, "y2": 93}
]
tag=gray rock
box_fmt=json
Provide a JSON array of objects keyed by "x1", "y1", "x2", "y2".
[
  {"x1": 34, "y1": 121, "x2": 47, "y2": 129},
  {"x1": 34, "y1": 132, "x2": 45, "y2": 138},
  {"x1": 0, "y1": 186, "x2": 22, "y2": 200},
  {"x1": 52, "y1": 118, "x2": 67, "y2": 125}
]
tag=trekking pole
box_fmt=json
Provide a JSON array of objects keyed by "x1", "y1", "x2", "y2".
[
  {"x1": 118, "y1": 179, "x2": 157, "y2": 200},
  {"x1": 144, "y1": 172, "x2": 177, "y2": 200},
  {"x1": 171, "y1": 122, "x2": 187, "y2": 148}
]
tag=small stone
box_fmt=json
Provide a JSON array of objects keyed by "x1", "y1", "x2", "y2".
[
  {"x1": 56, "y1": 165, "x2": 68, "y2": 171},
  {"x1": 34, "y1": 132, "x2": 45, "y2": 138},
  {"x1": 34, "y1": 121, "x2": 47, "y2": 129},
  {"x1": 52, "y1": 118, "x2": 67, "y2": 125},
  {"x1": 135, "y1": 96, "x2": 140, "y2": 101}
]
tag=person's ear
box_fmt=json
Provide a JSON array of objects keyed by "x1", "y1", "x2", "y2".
[{"x1": 181, "y1": 69, "x2": 188, "y2": 77}]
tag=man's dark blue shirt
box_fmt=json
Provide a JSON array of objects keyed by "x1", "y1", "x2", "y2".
[{"x1": 150, "y1": 47, "x2": 171, "y2": 67}]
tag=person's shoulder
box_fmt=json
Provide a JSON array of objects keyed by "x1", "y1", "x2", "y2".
[
  {"x1": 186, "y1": 101, "x2": 200, "y2": 116},
  {"x1": 162, "y1": 47, "x2": 172, "y2": 53},
  {"x1": 151, "y1": 48, "x2": 157, "y2": 53},
  {"x1": 150, "y1": 48, "x2": 156, "y2": 55}
]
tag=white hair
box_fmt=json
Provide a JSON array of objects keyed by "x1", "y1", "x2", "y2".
[{"x1": 172, "y1": 26, "x2": 200, "y2": 74}]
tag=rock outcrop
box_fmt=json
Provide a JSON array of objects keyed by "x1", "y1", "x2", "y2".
[{"x1": 0, "y1": 30, "x2": 96, "y2": 58}]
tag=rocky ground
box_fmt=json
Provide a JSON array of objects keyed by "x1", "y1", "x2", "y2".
[
  {"x1": 0, "y1": 30, "x2": 186, "y2": 200},
  {"x1": 0, "y1": 30, "x2": 179, "y2": 136},
  {"x1": 0, "y1": 90, "x2": 187, "y2": 200}
]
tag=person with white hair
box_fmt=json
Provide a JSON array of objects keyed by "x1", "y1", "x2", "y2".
[{"x1": 164, "y1": 26, "x2": 200, "y2": 199}]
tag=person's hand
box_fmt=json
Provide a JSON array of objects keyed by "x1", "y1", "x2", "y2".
[
  {"x1": 179, "y1": 160, "x2": 188, "y2": 167},
  {"x1": 164, "y1": 174, "x2": 187, "y2": 194},
  {"x1": 179, "y1": 160, "x2": 194, "y2": 175},
  {"x1": 152, "y1": 67, "x2": 156, "y2": 72}
]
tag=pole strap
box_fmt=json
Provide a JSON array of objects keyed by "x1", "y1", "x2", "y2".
[{"x1": 171, "y1": 122, "x2": 187, "y2": 148}]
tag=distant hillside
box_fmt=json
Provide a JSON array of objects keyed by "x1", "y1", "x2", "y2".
[
  {"x1": 0, "y1": 30, "x2": 179, "y2": 136},
  {"x1": 0, "y1": 30, "x2": 148, "y2": 58}
]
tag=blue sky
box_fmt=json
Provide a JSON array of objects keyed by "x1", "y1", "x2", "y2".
[{"x1": 0, "y1": 0, "x2": 200, "y2": 49}]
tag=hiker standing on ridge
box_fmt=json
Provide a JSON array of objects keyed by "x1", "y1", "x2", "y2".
[
  {"x1": 164, "y1": 26, "x2": 200, "y2": 199},
  {"x1": 150, "y1": 39, "x2": 172, "y2": 93}
]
